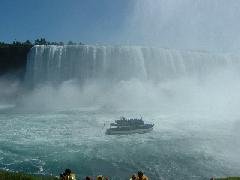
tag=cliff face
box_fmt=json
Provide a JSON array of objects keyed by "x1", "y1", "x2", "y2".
[{"x1": 0, "y1": 45, "x2": 33, "y2": 79}]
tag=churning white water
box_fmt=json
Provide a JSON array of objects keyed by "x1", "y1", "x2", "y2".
[{"x1": 1, "y1": 45, "x2": 240, "y2": 179}]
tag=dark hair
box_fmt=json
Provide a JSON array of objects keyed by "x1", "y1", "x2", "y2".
[
  {"x1": 138, "y1": 171, "x2": 143, "y2": 176},
  {"x1": 86, "y1": 176, "x2": 91, "y2": 180},
  {"x1": 65, "y1": 169, "x2": 71, "y2": 175},
  {"x1": 132, "y1": 174, "x2": 137, "y2": 179}
]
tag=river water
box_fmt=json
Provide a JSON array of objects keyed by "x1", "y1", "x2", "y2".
[
  {"x1": 1, "y1": 45, "x2": 240, "y2": 179},
  {"x1": 0, "y1": 106, "x2": 240, "y2": 180}
]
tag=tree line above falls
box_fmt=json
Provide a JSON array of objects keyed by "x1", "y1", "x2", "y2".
[
  {"x1": 0, "y1": 38, "x2": 84, "y2": 78},
  {"x1": 0, "y1": 38, "x2": 84, "y2": 46}
]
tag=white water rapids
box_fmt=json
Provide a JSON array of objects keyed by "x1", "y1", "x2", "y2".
[{"x1": 1, "y1": 45, "x2": 240, "y2": 179}]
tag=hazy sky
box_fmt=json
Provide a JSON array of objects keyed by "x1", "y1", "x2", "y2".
[
  {"x1": 0, "y1": 0, "x2": 132, "y2": 44},
  {"x1": 1, "y1": 0, "x2": 240, "y2": 52}
]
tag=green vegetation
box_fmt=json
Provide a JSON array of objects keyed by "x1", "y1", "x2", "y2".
[
  {"x1": 0, "y1": 170, "x2": 240, "y2": 180},
  {"x1": 0, "y1": 38, "x2": 84, "y2": 47},
  {"x1": 0, "y1": 170, "x2": 58, "y2": 180},
  {"x1": 0, "y1": 41, "x2": 32, "y2": 48},
  {"x1": 214, "y1": 178, "x2": 240, "y2": 180}
]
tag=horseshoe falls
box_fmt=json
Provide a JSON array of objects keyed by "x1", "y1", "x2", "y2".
[
  {"x1": 1, "y1": 45, "x2": 240, "y2": 179},
  {"x1": 25, "y1": 45, "x2": 239, "y2": 87}
]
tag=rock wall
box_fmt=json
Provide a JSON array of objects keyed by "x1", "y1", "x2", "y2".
[{"x1": 0, "y1": 45, "x2": 33, "y2": 79}]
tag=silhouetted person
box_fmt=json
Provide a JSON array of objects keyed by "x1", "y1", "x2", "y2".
[
  {"x1": 65, "y1": 169, "x2": 71, "y2": 175},
  {"x1": 59, "y1": 173, "x2": 64, "y2": 180},
  {"x1": 130, "y1": 174, "x2": 137, "y2": 180},
  {"x1": 96, "y1": 175, "x2": 108, "y2": 180},
  {"x1": 97, "y1": 175, "x2": 104, "y2": 180},
  {"x1": 137, "y1": 171, "x2": 148, "y2": 180},
  {"x1": 64, "y1": 169, "x2": 76, "y2": 180}
]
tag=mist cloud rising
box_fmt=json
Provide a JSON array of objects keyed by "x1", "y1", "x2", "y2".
[
  {"x1": 18, "y1": 44, "x2": 240, "y2": 114},
  {"x1": 121, "y1": 0, "x2": 240, "y2": 52},
  {"x1": 16, "y1": 66, "x2": 240, "y2": 119}
]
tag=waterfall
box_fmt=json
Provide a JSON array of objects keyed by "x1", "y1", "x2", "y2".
[{"x1": 25, "y1": 45, "x2": 240, "y2": 87}]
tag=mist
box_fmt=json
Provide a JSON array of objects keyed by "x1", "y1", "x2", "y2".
[
  {"x1": 15, "y1": 65, "x2": 240, "y2": 120},
  {"x1": 121, "y1": 0, "x2": 240, "y2": 53},
  {"x1": 2, "y1": 1, "x2": 240, "y2": 179},
  {"x1": 10, "y1": 62, "x2": 240, "y2": 169},
  {"x1": 0, "y1": 75, "x2": 21, "y2": 109}
]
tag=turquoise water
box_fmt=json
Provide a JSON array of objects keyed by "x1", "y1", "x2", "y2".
[
  {"x1": 0, "y1": 107, "x2": 239, "y2": 180},
  {"x1": 9, "y1": 43, "x2": 240, "y2": 179}
]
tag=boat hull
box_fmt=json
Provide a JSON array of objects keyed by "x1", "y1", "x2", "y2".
[{"x1": 105, "y1": 127, "x2": 153, "y2": 135}]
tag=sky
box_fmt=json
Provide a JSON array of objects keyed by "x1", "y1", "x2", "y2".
[
  {"x1": 0, "y1": 0, "x2": 133, "y2": 44},
  {"x1": 1, "y1": 0, "x2": 240, "y2": 52}
]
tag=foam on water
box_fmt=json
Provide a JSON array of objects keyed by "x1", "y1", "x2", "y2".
[
  {"x1": 0, "y1": 108, "x2": 240, "y2": 179},
  {"x1": 1, "y1": 45, "x2": 240, "y2": 179}
]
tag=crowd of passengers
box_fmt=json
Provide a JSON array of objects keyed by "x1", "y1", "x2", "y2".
[
  {"x1": 115, "y1": 118, "x2": 144, "y2": 126},
  {"x1": 59, "y1": 169, "x2": 148, "y2": 180}
]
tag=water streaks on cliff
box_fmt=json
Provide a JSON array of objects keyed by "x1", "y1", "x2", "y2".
[{"x1": 25, "y1": 45, "x2": 240, "y2": 86}]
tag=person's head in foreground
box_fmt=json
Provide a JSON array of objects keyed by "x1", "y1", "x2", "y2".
[
  {"x1": 138, "y1": 171, "x2": 143, "y2": 178},
  {"x1": 97, "y1": 175, "x2": 104, "y2": 180},
  {"x1": 65, "y1": 169, "x2": 71, "y2": 176},
  {"x1": 86, "y1": 176, "x2": 92, "y2": 180},
  {"x1": 130, "y1": 173, "x2": 137, "y2": 180}
]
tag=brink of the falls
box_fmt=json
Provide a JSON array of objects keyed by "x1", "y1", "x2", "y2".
[{"x1": 25, "y1": 45, "x2": 240, "y2": 87}]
